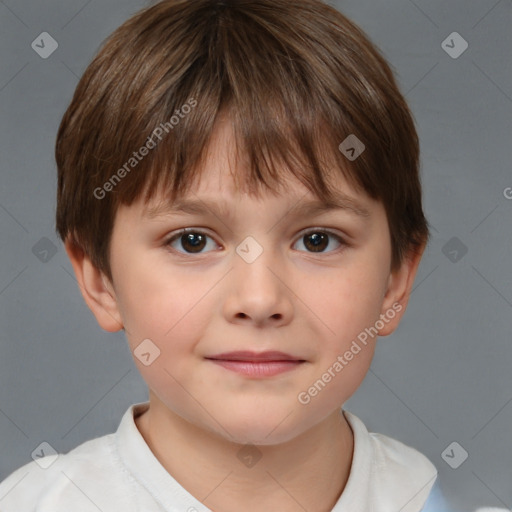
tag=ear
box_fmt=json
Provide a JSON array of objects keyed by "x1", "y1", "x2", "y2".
[
  {"x1": 64, "y1": 239, "x2": 123, "y2": 332},
  {"x1": 377, "y1": 242, "x2": 426, "y2": 337}
]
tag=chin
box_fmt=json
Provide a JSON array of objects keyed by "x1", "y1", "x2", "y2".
[{"x1": 211, "y1": 412, "x2": 309, "y2": 447}]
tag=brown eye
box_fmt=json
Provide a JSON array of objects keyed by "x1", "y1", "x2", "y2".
[
  {"x1": 166, "y1": 229, "x2": 217, "y2": 254},
  {"x1": 180, "y1": 232, "x2": 207, "y2": 253},
  {"x1": 294, "y1": 230, "x2": 345, "y2": 254},
  {"x1": 304, "y1": 232, "x2": 328, "y2": 252}
]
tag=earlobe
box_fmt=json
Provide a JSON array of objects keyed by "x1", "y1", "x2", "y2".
[
  {"x1": 64, "y1": 240, "x2": 124, "y2": 332},
  {"x1": 378, "y1": 243, "x2": 426, "y2": 337}
]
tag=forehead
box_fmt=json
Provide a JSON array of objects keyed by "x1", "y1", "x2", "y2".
[
  {"x1": 141, "y1": 113, "x2": 376, "y2": 220},
  {"x1": 141, "y1": 168, "x2": 377, "y2": 230}
]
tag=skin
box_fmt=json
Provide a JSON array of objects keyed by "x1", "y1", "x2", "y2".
[{"x1": 66, "y1": 116, "x2": 425, "y2": 512}]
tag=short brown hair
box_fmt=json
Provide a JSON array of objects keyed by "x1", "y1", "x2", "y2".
[{"x1": 56, "y1": 0, "x2": 430, "y2": 282}]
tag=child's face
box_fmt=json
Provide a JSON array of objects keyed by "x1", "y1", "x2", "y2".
[{"x1": 80, "y1": 117, "x2": 421, "y2": 445}]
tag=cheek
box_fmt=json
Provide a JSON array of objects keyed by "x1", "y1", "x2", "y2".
[
  {"x1": 297, "y1": 258, "x2": 388, "y2": 401},
  {"x1": 305, "y1": 259, "x2": 387, "y2": 342},
  {"x1": 116, "y1": 262, "x2": 216, "y2": 360},
  {"x1": 116, "y1": 265, "x2": 215, "y2": 405},
  {"x1": 116, "y1": 259, "x2": 181, "y2": 332}
]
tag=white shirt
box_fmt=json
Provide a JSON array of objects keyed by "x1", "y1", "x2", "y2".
[{"x1": 0, "y1": 401, "x2": 439, "y2": 511}]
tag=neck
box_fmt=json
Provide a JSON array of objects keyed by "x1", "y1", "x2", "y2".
[{"x1": 135, "y1": 397, "x2": 354, "y2": 512}]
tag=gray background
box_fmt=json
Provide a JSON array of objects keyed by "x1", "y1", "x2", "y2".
[{"x1": 0, "y1": 0, "x2": 511, "y2": 510}]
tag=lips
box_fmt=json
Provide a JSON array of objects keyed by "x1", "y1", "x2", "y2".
[
  {"x1": 205, "y1": 350, "x2": 305, "y2": 362},
  {"x1": 206, "y1": 351, "x2": 306, "y2": 378}
]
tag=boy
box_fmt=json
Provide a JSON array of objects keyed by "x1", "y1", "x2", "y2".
[{"x1": 0, "y1": 0, "x2": 451, "y2": 509}]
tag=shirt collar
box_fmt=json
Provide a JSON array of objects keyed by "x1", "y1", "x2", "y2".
[
  {"x1": 115, "y1": 402, "x2": 436, "y2": 512},
  {"x1": 116, "y1": 401, "x2": 213, "y2": 511}
]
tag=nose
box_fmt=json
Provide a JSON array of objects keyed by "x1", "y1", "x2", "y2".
[{"x1": 223, "y1": 243, "x2": 294, "y2": 328}]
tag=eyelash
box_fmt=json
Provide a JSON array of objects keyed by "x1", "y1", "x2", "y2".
[{"x1": 163, "y1": 228, "x2": 348, "y2": 256}]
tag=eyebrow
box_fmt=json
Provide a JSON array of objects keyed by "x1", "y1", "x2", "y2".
[{"x1": 143, "y1": 191, "x2": 371, "y2": 221}]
